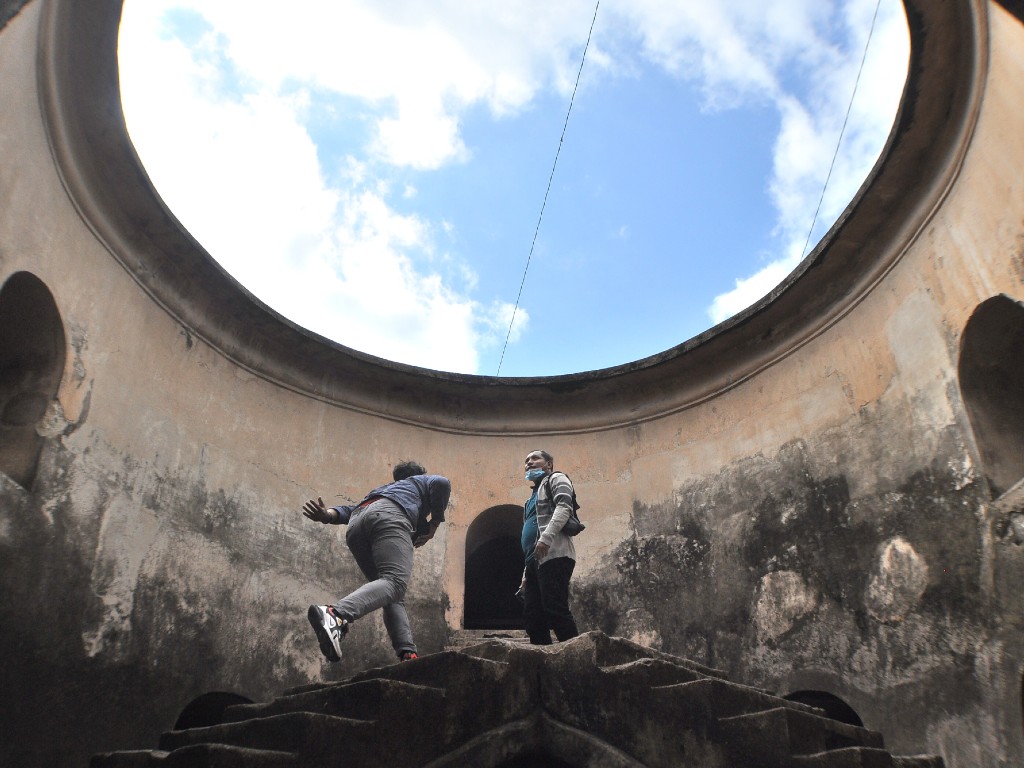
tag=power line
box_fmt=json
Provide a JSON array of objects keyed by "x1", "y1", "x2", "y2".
[
  {"x1": 798, "y1": 0, "x2": 883, "y2": 261},
  {"x1": 495, "y1": 0, "x2": 601, "y2": 376},
  {"x1": 495, "y1": 0, "x2": 878, "y2": 374}
]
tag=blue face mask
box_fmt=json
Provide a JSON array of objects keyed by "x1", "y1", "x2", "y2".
[{"x1": 525, "y1": 468, "x2": 546, "y2": 482}]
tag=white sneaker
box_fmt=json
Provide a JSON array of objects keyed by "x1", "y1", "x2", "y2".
[{"x1": 308, "y1": 604, "x2": 348, "y2": 662}]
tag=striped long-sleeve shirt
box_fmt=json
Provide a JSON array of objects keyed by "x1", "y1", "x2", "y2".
[{"x1": 530, "y1": 470, "x2": 577, "y2": 563}]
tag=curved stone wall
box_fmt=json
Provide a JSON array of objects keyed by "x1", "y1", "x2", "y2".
[
  {"x1": 32, "y1": 0, "x2": 982, "y2": 435},
  {"x1": 1, "y1": 1, "x2": 1022, "y2": 767}
]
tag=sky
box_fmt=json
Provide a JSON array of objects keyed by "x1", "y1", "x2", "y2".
[{"x1": 117, "y1": 0, "x2": 909, "y2": 378}]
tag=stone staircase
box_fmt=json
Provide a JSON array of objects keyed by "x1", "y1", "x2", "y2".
[{"x1": 90, "y1": 631, "x2": 944, "y2": 768}]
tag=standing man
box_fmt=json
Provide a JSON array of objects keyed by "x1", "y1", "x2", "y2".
[
  {"x1": 521, "y1": 449, "x2": 580, "y2": 645},
  {"x1": 303, "y1": 460, "x2": 450, "y2": 663}
]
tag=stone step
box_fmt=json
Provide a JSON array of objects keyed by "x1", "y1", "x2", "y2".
[
  {"x1": 450, "y1": 630, "x2": 726, "y2": 681},
  {"x1": 90, "y1": 751, "x2": 166, "y2": 768},
  {"x1": 793, "y1": 749, "x2": 944, "y2": 768},
  {"x1": 797, "y1": 748, "x2": 946, "y2": 768},
  {"x1": 793, "y1": 746, "x2": 900, "y2": 767},
  {"x1": 158, "y1": 712, "x2": 373, "y2": 756},
  {"x1": 652, "y1": 677, "x2": 829, "y2": 720},
  {"x1": 346, "y1": 648, "x2": 512, "y2": 688},
  {"x1": 223, "y1": 678, "x2": 443, "y2": 723},
  {"x1": 581, "y1": 633, "x2": 728, "y2": 679},
  {"x1": 599, "y1": 656, "x2": 708, "y2": 687},
  {"x1": 892, "y1": 757, "x2": 945, "y2": 768},
  {"x1": 718, "y1": 706, "x2": 886, "y2": 762},
  {"x1": 90, "y1": 745, "x2": 298, "y2": 768},
  {"x1": 446, "y1": 628, "x2": 531, "y2": 650}
]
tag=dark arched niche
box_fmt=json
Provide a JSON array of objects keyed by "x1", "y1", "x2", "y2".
[
  {"x1": 784, "y1": 690, "x2": 864, "y2": 728},
  {"x1": 465, "y1": 505, "x2": 525, "y2": 630},
  {"x1": 0, "y1": 272, "x2": 66, "y2": 488},
  {"x1": 174, "y1": 691, "x2": 253, "y2": 731},
  {"x1": 959, "y1": 295, "x2": 1024, "y2": 496}
]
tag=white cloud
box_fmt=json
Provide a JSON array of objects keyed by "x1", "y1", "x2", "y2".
[
  {"x1": 695, "y1": 0, "x2": 909, "y2": 322},
  {"x1": 128, "y1": 0, "x2": 599, "y2": 172},
  {"x1": 119, "y1": 0, "x2": 909, "y2": 373},
  {"x1": 119, "y1": 0, "x2": 529, "y2": 374},
  {"x1": 608, "y1": 0, "x2": 828, "y2": 104},
  {"x1": 120, "y1": 10, "x2": 339, "y2": 281},
  {"x1": 374, "y1": 106, "x2": 467, "y2": 170},
  {"x1": 486, "y1": 303, "x2": 530, "y2": 347},
  {"x1": 119, "y1": 0, "x2": 608, "y2": 373},
  {"x1": 589, "y1": 0, "x2": 908, "y2": 326},
  {"x1": 708, "y1": 261, "x2": 796, "y2": 326}
]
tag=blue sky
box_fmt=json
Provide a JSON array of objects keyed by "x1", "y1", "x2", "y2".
[{"x1": 118, "y1": 0, "x2": 908, "y2": 377}]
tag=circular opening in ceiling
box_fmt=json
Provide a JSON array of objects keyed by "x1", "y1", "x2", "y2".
[{"x1": 117, "y1": 0, "x2": 909, "y2": 378}]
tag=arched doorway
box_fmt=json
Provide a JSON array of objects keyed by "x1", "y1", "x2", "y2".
[
  {"x1": 0, "y1": 272, "x2": 66, "y2": 489},
  {"x1": 959, "y1": 295, "x2": 1024, "y2": 496},
  {"x1": 464, "y1": 505, "x2": 524, "y2": 630}
]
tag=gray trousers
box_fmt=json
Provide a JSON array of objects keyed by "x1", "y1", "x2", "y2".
[{"x1": 333, "y1": 499, "x2": 416, "y2": 656}]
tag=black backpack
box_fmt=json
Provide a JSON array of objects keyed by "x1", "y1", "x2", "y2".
[{"x1": 542, "y1": 472, "x2": 586, "y2": 536}]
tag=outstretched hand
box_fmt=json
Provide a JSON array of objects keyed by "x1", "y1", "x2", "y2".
[
  {"x1": 414, "y1": 520, "x2": 440, "y2": 548},
  {"x1": 413, "y1": 529, "x2": 434, "y2": 548},
  {"x1": 302, "y1": 496, "x2": 333, "y2": 524}
]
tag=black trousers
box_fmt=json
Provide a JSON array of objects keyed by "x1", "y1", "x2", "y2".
[{"x1": 523, "y1": 556, "x2": 579, "y2": 645}]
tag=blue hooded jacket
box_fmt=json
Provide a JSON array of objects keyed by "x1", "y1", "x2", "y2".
[{"x1": 330, "y1": 474, "x2": 451, "y2": 534}]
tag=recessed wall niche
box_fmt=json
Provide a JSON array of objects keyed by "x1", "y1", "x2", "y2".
[
  {"x1": 0, "y1": 272, "x2": 66, "y2": 488},
  {"x1": 464, "y1": 505, "x2": 525, "y2": 630},
  {"x1": 959, "y1": 294, "x2": 1024, "y2": 497}
]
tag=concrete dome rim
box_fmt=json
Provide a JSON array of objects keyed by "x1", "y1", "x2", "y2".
[{"x1": 35, "y1": 0, "x2": 987, "y2": 434}]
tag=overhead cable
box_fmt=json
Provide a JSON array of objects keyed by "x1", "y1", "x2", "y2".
[{"x1": 495, "y1": 0, "x2": 601, "y2": 376}]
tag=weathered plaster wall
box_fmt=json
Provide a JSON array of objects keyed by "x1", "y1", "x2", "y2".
[{"x1": 1, "y1": 1, "x2": 1023, "y2": 768}]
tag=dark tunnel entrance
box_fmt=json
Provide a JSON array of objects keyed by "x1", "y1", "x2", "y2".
[
  {"x1": 0, "y1": 271, "x2": 66, "y2": 489},
  {"x1": 464, "y1": 504, "x2": 525, "y2": 630},
  {"x1": 959, "y1": 294, "x2": 1024, "y2": 497}
]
